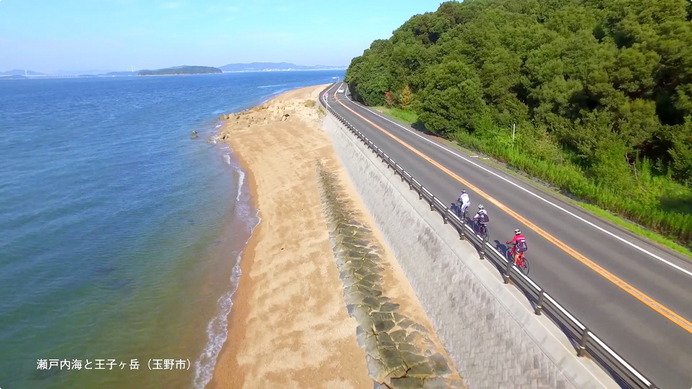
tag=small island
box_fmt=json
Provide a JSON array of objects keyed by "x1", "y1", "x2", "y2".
[{"x1": 138, "y1": 65, "x2": 222, "y2": 76}]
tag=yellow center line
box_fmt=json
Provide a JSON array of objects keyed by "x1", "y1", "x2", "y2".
[{"x1": 335, "y1": 97, "x2": 692, "y2": 333}]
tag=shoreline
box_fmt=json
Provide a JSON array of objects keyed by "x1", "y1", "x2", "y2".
[
  {"x1": 207, "y1": 84, "x2": 462, "y2": 388},
  {"x1": 206, "y1": 141, "x2": 262, "y2": 388},
  {"x1": 191, "y1": 150, "x2": 260, "y2": 388},
  {"x1": 208, "y1": 84, "x2": 372, "y2": 388}
]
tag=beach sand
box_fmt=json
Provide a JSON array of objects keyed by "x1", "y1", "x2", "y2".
[{"x1": 208, "y1": 85, "x2": 462, "y2": 388}]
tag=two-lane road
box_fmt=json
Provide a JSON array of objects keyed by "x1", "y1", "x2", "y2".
[{"x1": 325, "y1": 83, "x2": 692, "y2": 389}]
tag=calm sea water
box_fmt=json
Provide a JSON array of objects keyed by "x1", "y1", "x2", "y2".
[{"x1": 0, "y1": 70, "x2": 343, "y2": 389}]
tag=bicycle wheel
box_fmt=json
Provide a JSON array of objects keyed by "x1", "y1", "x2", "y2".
[
  {"x1": 480, "y1": 224, "x2": 489, "y2": 242},
  {"x1": 518, "y1": 254, "x2": 529, "y2": 275}
]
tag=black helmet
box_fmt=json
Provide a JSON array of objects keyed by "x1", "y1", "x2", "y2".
[
  {"x1": 478, "y1": 204, "x2": 484, "y2": 210},
  {"x1": 514, "y1": 229, "x2": 521, "y2": 235}
]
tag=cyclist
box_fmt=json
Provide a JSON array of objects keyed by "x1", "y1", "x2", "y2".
[
  {"x1": 506, "y1": 229, "x2": 528, "y2": 264},
  {"x1": 472, "y1": 204, "x2": 489, "y2": 224},
  {"x1": 457, "y1": 190, "x2": 471, "y2": 217},
  {"x1": 472, "y1": 205, "x2": 490, "y2": 236}
]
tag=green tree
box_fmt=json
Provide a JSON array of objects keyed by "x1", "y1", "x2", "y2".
[
  {"x1": 345, "y1": 40, "x2": 395, "y2": 106},
  {"x1": 418, "y1": 61, "x2": 486, "y2": 134},
  {"x1": 669, "y1": 118, "x2": 692, "y2": 186},
  {"x1": 344, "y1": 0, "x2": 692, "y2": 242},
  {"x1": 479, "y1": 47, "x2": 528, "y2": 126}
]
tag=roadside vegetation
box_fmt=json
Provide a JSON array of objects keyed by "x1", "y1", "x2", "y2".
[
  {"x1": 346, "y1": 0, "x2": 692, "y2": 249},
  {"x1": 374, "y1": 106, "x2": 691, "y2": 256}
]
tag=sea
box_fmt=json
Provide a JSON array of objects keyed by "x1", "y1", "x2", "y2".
[{"x1": 0, "y1": 70, "x2": 344, "y2": 389}]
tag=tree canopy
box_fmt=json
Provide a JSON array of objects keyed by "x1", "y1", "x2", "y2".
[{"x1": 345, "y1": 0, "x2": 692, "y2": 244}]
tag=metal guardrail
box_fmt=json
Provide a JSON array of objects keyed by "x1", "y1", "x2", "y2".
[{"x1": 320, "y1": 89, "x2": 657, "y2": 389}]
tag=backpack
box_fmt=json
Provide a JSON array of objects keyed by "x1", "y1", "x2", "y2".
[
  {"x1": 478, "y1": 212, "x2": 489, "y2": 223},
  {"x1": 516, "y1": 238, "x2": 528, "y2": 252}
]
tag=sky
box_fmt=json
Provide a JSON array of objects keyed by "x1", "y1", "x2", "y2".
[{"x1": 0, "y1": 0, "x2": 445, "y2": 74}]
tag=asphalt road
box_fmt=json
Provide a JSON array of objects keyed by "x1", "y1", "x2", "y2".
[{"x1": 325, "y1": 83, "x2": 692, "y2": 389}]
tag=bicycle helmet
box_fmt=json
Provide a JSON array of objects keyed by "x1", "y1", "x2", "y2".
[
  {"x1": 461, "y1": 190, "x2": 466, "y2": 194},
  {"x1": 478, "y1": 204, "x2": 484, "y2": 210},
  {"x1": 514, "y1": 229, "x2": 521, "y2": 235}
]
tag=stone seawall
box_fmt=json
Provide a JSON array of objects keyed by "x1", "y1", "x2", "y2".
[
  {"x1": 317, "y1": 162, "x2": 464, "y2": 389},
  {"x1": 322, "y1": 114, "x2": 617, "y2": 389}
]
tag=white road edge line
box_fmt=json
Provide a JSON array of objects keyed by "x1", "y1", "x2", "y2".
[{"x1": 341, "y1": 92, "x2": 692, "y2": 279}]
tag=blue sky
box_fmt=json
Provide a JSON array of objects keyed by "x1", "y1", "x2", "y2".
[{"x1": 0, "y1": 0, "x2": 444, "y2": 74}]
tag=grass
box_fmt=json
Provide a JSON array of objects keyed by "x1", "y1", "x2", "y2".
[
  {"x1": 451, "y1": 130, "x2": 692, "y2": 257},
  {"x1": 369, "y1": 107, "x2": 692, "y2": 257},
  {"x1": 372, "y1": 106, "x2": 419, "y2": 124}
]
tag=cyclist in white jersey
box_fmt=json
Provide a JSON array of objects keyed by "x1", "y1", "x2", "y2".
[
  {"x1": 473, "y1": 204, "x2": 489, "y2": 225},
  {"x1": 457, "y1": 190, "x2": 471, "y2": 215}
]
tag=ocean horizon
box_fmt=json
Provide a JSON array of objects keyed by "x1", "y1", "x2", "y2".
[{"x1": 0, "y1": 70, "x2": 343, "y2": 389}]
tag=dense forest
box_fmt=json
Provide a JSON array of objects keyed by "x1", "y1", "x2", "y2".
[{"x1": 345, "y1": 0, "x2": 692, "y2": 246}]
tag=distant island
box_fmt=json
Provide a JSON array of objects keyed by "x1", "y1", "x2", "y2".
[
  {"x1": 0, "y1": 69, "x2": 45, "y2": 79},
  {"x1": 138, "y1": 66, "x2": 222, "y2": 76},
  {"x1": 1, "y1": 63, "x2": 345, "y2": 78},
  {"x1": 219, "y1": 62, "x2": 345, "y2": 72}
]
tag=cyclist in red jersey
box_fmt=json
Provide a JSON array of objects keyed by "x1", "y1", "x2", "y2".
[{"x1": 506, "y1": 229, "x2": 527, "y2": 263}]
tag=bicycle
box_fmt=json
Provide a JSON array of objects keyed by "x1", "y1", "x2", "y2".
[
  {"x1": 507, "y1": 247, "x2": 529, "y2": 275},
  {"x1": 461, "y1": 203, "x2": 469, "y2": 221},
  {"x1": 476, "y1": 221, "x2": 489, "y2": 242},
  {"x1": 452, "y1": 201, "x2": 469, "y2": 221},
  {"x1": 451, "y1": 202, "x2": 460, "y2": 218}
]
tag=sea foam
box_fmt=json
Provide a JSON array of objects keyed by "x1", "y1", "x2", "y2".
[{"x1": 191, "y1": 255, "x2": 242, "y2": 389}]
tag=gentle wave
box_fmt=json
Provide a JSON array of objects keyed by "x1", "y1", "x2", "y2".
[
  {"x1": 236, "y1": 167, "x2": 245, "y2": 202},
  {"x1": 257, "y1": 83, "x2": 285, "y2": 89},
  {"x1": 192, "y1": 146, "x2": 260, "y2": 389},
  {"x1": 192, "y1": 213, "x2": 260, "y2": 389},
  {"x1": 191, "y1": 253, "x2": 241, "y2": 389}
]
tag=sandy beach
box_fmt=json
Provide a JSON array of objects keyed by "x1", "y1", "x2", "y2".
[{"x1": 208, "y1": 85, "x2": 462, "y2": 388}]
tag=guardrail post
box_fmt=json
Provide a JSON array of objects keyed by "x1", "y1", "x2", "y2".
[
  {"x1": 459, "y1": 226, "x2": 465, "y2": 241},
  {"x1": 577, "y1": 329, "x2": 590, "y2": 357},
  {"x1": 534, "y1": 290, "x2": 544, "y2": 315},
  {"x1": 503, "y1": 258, "x2": 512, "y2": 284},
  {"x1": 479, "y1": 242, "x2": 485, "y2": 260}
]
